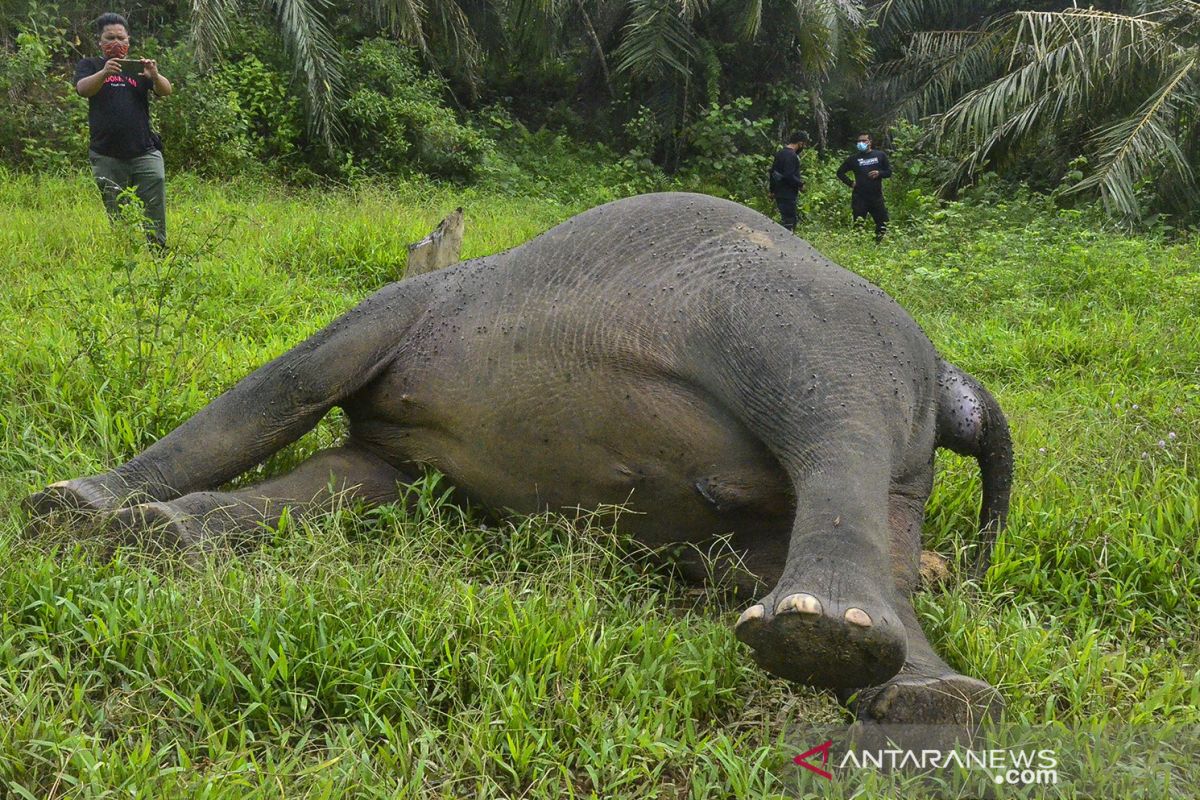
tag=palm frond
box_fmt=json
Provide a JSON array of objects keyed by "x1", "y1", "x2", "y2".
[
  {"x1": 940, "y1": 89, "x2": 1055, "y2": 182},
  {"x1": 190, "y1": 0, "x2": 238, "y2": 68},
  {"x1": 1012, "y1": 8, "x2": 1166, "y2": 68},
  {"x1": 1072, "y1": 54, "x2": 1200, "y2": 218},
  {"x1": 268, "y1": 0, "x2": 344, "y2": 151},
  {"x1": 789, "y1": 0, "x2": 869, "y2": 74},
  {"x1": 887, "y1": 27, "x2": 1005, "y2": 121},
  {"x1": 814, "y1": 0, "x2": 865, "y2": 29},
  {"x1": 932, "y1": 9, "x2": 1180, "y2": 146},
  {"x1": 728, "y1": 0, "x2": 762, "y2": 40},
  {"x1": 677, "y1": 0, "x2": 711, "y2": 23},
  {"x1": 431, "y1": 0, "x2": 484, "y2": 85},
  {"x1": 613, "y1": 0, "x2": 697, "y2": 80},
  {"x1": 363, "y1": 0, "x2": 429, "y2": 52},
  {"x1": 869, "y1": 0, "x2": 959, "y2": 44}
]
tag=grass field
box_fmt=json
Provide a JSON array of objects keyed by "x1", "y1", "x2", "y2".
[{"x1": 0, "y1": 171, "x2": 1197, "y2": 797}]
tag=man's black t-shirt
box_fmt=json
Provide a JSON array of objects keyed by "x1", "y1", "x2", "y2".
[
  {"x1": 769, "y1": 147, "x2": 804, "y2": 196},
  {"x1": 836, "y1": 149, "x2": 892, "y2": 197},
  {"x1": 73, "y1": 57, "x2": 160, "y2": 159}
]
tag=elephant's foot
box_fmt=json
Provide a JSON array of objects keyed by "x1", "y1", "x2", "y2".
[
  {"x1": 108, "y1": 491, "x2": 289, "y2": 559},
  {"x1": 23, "y1": 476, "x2": 129, "y2": 534},
  {"x1": 850, "y1": 670, "x2": 1002, "y2": 728},
  {"x1": 107, "y1": 501, "x2": 211, "y2": 555},
  {"x1": 733, "y1": 562, "x2": 906, "y2": 688}
]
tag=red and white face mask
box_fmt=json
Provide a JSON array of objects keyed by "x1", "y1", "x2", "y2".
[{"x1": 100, "y1": 40, "x2": 129, "y2": 59}]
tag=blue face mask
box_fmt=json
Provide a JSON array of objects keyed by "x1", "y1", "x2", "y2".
[{"x1": 856, "y1": 141, "x2": 869, "y2": 152}]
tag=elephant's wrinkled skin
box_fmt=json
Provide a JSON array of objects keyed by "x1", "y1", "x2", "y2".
[{"x1": 27, "y1": 193, "x2": 1012, "y2": 728}]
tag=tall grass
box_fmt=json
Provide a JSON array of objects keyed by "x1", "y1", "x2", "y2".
[{"x1": 0, "y1": 171, "x2": 1197, "y2": 797}]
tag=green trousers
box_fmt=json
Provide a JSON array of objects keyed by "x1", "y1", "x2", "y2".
[{"x1": 88, "y1": 149, "x2": 167, "y2": 247}]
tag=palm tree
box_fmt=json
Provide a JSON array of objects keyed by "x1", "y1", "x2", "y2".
[
  {"x1": 881, "y1": 2, "x2": 1200, "y2": 220},
  {"x1": 611, "y1": 0, "x2": 871, "y2": 149},
  {"x1": 183, "y1": 0, "x2": 875, "y2": 159},
  {"x1": 188, "y1": 0, "x2": 483, "y2": 152}
]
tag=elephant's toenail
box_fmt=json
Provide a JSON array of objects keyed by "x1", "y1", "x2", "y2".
[
  {"x1": 871, "y1": 684, "x2": 899, "y2": 717},
  {"x1": 736, "y1": 604, "x2": 765, "y2": 627},
  {"x1": 845, "y1": 607, "x2": 872, "y2": 628},
  {"x1": 777, "y1": 593, "x2": 822, "y2": 616}
]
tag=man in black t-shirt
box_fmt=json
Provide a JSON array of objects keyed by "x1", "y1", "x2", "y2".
[
  {"x1": 836, "y1": 132, "x2": 892, "y2": 242},
  {"x1": 768, "y1": 131, "x2": 809, "y2": 232},
  {"x1": 74, "y1": 13, "x2": 173, "y2": 248}
]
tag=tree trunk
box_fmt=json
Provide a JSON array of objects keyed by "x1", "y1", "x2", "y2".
[
  {"x1": 807, "y1": 76, "x2": 830, "y2": 153},
  {"x1": 577, "y1": 0, "x2": 613, "y2": 98}
]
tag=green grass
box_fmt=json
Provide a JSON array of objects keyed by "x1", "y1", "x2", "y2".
[{"x1": 0, "y1": 171, "x2": 1197, "y2": 797}]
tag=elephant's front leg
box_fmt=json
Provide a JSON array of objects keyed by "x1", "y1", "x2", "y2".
[
  {"x1": 734, "y1": 454, "x2": 908, "y2": 689},
  {"x1": 845, "y1": 486, "x2": 1002, "y2": 728},
  {"x1": 108, "y1": 443, "x2": 411, "y2": 555},
  {"x1": 25, "y1": 281, "x2": 430, "y2": 528}
]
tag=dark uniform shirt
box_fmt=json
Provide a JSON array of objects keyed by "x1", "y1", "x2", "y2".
[
  {"x1": 836, "y1": 149, "x2": 892, "y2": 196},
  {"x1": 73, "y1": 57, "x2": 160, "y2": 159},
  {"x1": 769, "y1": 147, "x2": 804, "y2": 196}
]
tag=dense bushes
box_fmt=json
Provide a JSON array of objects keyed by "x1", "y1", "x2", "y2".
[
  {"x1": 0, "y1": 16, "x2": 788, "y2": 197},
  {"x1": 675, "y1": 97, "x2": 779, "y2": 205},
  {"x1": 0, "y1": 15, "x2": 888, "y2": 206},
  {"x1": 0, "y1": 29, "x2": 87, "y2": 172},
  {"x1": 156, "y1": 54, "x2": 303, "y2": 176},
  {"x1": 0, "y1": 17, "x2": 1117, "y2": 227},
  {"x1": 0, "y1": 28, "x2": 493, "y2": 183},
  {"x1": 338, "y1": 40, "x2": 493, "y2": 182}
]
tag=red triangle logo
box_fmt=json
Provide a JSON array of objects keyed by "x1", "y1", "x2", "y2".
[{"x1": 794, "y1": 740, "x2": 834, "y2": 780}]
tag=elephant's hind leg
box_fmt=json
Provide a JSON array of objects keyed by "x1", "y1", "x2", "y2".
[
  {"x1": 26, "y1": 281, "x2": 431, "y2": 529},
  {"x1": 110, "y1": 444, "x2": 410, "y2": 555},
  {"x1": 850, "y1": 599, "x2": 1001, "y2": 729}
]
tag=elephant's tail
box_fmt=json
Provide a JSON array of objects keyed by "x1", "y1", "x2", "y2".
[{"x1": 934, "y1": 360, "x2": 1013, "y2": 579}]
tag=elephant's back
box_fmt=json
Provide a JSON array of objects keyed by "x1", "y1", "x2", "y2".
[
  {"x1": 509, "y1": 192, "x2": 845, "y2": 288},
  {"x1": 468, "y1": 193, "x2": 916, "y2": 336},
  {"x1": 401, "y1": 191, "x2": 937, "y2": 416}
]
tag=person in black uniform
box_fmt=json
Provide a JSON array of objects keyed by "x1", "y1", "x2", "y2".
[
  {"x1": 836, "y1": 132, "x2": 892, "y2": 241},
  {"x1": 768, "y1": 131, "x2": 810, "y2": 232},
  {"x1": 74, "y1": 12, "x2": 173, "y2": 248}
]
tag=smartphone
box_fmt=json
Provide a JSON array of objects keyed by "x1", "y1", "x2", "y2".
[{"x1": 116, "y1": 58, "x2": 144, "y2": 76}]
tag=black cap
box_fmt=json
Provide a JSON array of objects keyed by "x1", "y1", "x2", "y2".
[{"x1": 787, "y1": 131, "x2": 810, "y2": 144}]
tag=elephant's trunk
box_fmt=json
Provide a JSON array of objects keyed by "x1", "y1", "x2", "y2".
[{"x1": 934, "y1": 360, "x2": 1013, "y2": 579}]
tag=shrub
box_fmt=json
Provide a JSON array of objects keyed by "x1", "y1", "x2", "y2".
[
  {"x1": 0, "y1": 27, "x2": 87, "y2": 172},
  {"x1": 155, "y1": 50, "x2": 302, "y2": 177},
  {"x1": 338, "y1": 39, "x2": 494, "y2": 181},
  {"x1": 153, "y1": 70, "x2": 256, "y2": 177},
  {"x1": 478, "y1": 104, "x2": 667, "y2": 205},
  {"x1": 676, "y1": 97, "x2": 777, "y2": 204}
]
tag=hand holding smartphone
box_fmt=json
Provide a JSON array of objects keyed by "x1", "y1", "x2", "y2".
[{"x1": 116, "y1": 58, "x2": 144, "y2": 76}]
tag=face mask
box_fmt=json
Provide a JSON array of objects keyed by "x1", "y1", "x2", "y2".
[
  {"x1": 101, "y1": 40, "x2": 129, "y2": 59},
  {"x1": 856, "y1": 141, "x2": 869, "y2": 152}
]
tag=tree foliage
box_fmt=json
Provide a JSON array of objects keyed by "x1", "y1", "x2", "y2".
[
  {"x1": 6, "y1": 0, "x2": 1200, "y2": 221},
  {"x1": 882, "y1": 2, "x2": 1200, "y2": 221}
]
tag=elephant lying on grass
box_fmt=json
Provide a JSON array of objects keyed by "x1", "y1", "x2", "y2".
[{"x1": 27, "y1": 192, "x2": 1012, "y2": 730}]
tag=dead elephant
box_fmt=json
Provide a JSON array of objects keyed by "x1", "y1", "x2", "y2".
[{"x1": 27, "y1": 192, "x2": 1013, "y2": 729}]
